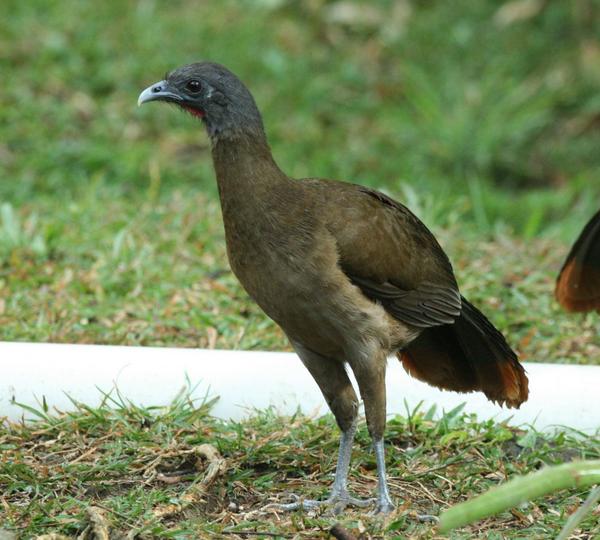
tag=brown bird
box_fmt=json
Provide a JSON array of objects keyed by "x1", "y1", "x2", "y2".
[
  {"x1": 138, "y1": 62, "x2": 528, "y2": 514},
  {"x1": 556, "y1": 209, "x2": 600, "y2": 313}
]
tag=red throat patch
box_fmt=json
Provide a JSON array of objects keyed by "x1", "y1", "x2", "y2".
[{"x1": 182, "y1": 105, "x2": 205, "y2": 119}]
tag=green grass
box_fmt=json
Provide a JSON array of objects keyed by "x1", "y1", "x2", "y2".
[
  {"x1": 2, "y1": 1, "x2": 600, "y2": 221},
  {"x1": 1, "y1": 1, "x2": 600, "y2": 538},
  {"x1": 0, "y1": 188, "x2": 598, "y2": 363},
  {"x1": 1, "y1": 0, "x2": 598, "y2": 353},
  {"x1": 1, "y1": 395, "x2": 599, "y2": 539}
]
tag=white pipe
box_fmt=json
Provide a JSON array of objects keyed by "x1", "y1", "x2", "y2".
[{"x1": 1, "y1": 342, "x2": 599, "y2": 434}]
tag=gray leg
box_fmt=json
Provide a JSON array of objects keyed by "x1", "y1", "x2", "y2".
[
  {"x1": 373, "y1": 438, "x2": 394, "y2": 513},
  {"x1": 348, "y1": 350, "x2": 395, "y2": 514},
  {"x1": 330, "y1": 417, "x2": 357, "y2": 497},
  {"x1": 323, "y1": 416, "x2": 372, "y2": 509},
  {"x1": 269, "y1": 341, "x2": 373, "y2": 513}
]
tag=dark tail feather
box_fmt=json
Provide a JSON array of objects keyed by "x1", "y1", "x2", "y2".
[
  {"x1": 398, "y1": 296, "x2": 528, "y2": 408},
  {"x1": 556, "y1": 209, "x2": 600, "y2": 313}
]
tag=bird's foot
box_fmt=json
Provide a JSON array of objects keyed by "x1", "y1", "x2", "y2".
[
  {"x1": 373, "y1": 500, "x2": 395, "y2": 515},
  {"x1": 371, "y1": 493, "x2": 395, "y2": 515},
  {"x1": 267, "y1": 491, "x2": 374, "y2": 514}
]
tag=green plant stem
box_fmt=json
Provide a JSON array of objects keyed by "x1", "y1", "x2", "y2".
[{"x1": 439, "y1": 460, "x2": 600, "y2": 532}]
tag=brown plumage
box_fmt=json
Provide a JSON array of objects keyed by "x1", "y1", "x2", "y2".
[
  {"x1": 138, "y1": 62, "x2": 528, "y2": 514},
  {"x1": 400, "y1": 297, "x2": 527, "y2": 407},
  {"x1": 556, "y1": 209, "x2": 600, "y2": 313}
]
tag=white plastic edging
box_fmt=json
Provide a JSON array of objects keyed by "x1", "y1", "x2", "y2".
[{"x1": 1, "y1": 341, "x2": 599, "y2": 434}]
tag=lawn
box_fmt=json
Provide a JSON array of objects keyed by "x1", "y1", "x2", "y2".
[
  {"x1": 1, "y1": 0, "x2": 599, "y2": 538},
  {"x1": 2, "y1": 397, "x2": 599, "y2": 539}
]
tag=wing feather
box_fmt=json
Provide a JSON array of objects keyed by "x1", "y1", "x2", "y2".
[{"x1": 307, "y1": 180, "x2": 463, "y2": 328}]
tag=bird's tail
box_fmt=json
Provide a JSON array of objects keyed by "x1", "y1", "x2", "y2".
[
  {"x1": 555, "y1": 209, "x2": 600, "y2": 313},
  {"x1": 398, "y1": 296, "x2": 528, "y2": 408}
]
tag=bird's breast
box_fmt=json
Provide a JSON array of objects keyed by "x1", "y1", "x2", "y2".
[{"x1": 222, "y1": 223, "x2": 413, "y2": 358}]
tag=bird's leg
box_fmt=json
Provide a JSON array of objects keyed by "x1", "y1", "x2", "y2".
[
  {"x1": 329, "y1": 417, "x2": 357, "y2": 498},
  {"x1": 267, "y1": 342, "x2": 373, "y2": 513},
  {"x1": 324, "y1": 417, "x2": 372, "y2": 508},
  {"x1": 373, "y1": 436, "x2": 437, "y2": 521},
  {"x1": 373, "y1": 437, "x2": 394, "y2": 513},
  {"x1": 273, "y1": 418, "x2": 372, "y2": 512},
  {"x1": 349, "y1": 350, "x2": 396, "y2": 515}
]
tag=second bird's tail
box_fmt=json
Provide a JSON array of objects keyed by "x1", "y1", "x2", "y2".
[
  {"x1": 555, "y1": 209, "x2": 600, "y2": 313},
  {"x1": 398, "y1": 296, "x2": 528, "y2": 408}
]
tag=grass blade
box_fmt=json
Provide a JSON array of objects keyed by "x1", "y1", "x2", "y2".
[{"x1": 556, "y1": 485, "x2": 600, "y2": 540}]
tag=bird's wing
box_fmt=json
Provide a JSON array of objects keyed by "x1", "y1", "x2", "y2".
[
  {"x1": 348, "y1": 275, "x2": 461, "y2": 327},
  {"x1": 308, "y1": 180, "x2": 462, "y2": 328}
]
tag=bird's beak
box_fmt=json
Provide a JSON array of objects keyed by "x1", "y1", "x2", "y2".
[{"x1": 137, "y1": 80, "x2": 183, "y2": 107}]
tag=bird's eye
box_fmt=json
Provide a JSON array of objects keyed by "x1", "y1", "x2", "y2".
[{"x1": 186, "y1": 80, "x2": 202, "y2": 93}]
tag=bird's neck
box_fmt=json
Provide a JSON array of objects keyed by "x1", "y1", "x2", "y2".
[{"x1": 211, "y1": 129, "x2": 288, "y2": 218}]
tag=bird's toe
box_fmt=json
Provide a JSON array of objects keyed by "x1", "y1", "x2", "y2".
[
  {"x1": 342, "y1": 494, "x2": 375, "y2": 509},
  {"x1": 265, "y1": 491, "x2": 374, "y2": 514},
  {"x1": 330, "y1": 493, "x2": 373, "y2": 514}
]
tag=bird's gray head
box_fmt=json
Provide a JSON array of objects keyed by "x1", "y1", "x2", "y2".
[{"x1": 138, "y1": 62, "x2": 265, "y2": 142}]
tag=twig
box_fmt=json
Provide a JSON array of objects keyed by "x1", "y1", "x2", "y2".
[
  {"x1": 69, "y1": 445, "x2": 98, "y2": 465},
  {"x1": 407, "y1": 451, "x2": 472, "y2": 480},
  {"x1": 152, "y1": 443, "x2": 227, "y2": 520},
  {"x1": 76, "y1": 506, "x2": 110, "y2": 540},
  {"x1": 91, "y1": 501, "x2": 136, "y2": 525},
  {"x1": 197, "y1": 443, "x2": 227, "y2": 488},
  {"x1": 221, "y1": 531, "x2": 290, "y2": 538}
]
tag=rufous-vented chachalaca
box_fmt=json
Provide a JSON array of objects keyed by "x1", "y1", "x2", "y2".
[
  {"x1": 138, "y1": 62, "x2": 528, "y2": 514},
  {"x1": 556, "y1": 209, "x2": 600, "y2": 313}
]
